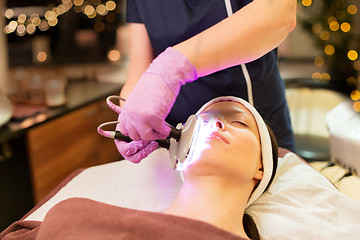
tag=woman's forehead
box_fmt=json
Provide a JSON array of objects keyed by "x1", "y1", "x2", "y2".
[{"x1": 202, "y1": 101, "x2": 254, "y2": 118}]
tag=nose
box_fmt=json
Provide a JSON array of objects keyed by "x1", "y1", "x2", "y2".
[
  {"x1": 216, "y1": 120, "x2": 224, "y2": 129},
  {"x1": 213, "y1": 118, "x2": 226, "y2": 131}
]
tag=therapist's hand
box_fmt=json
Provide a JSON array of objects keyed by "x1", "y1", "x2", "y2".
[
  {"x1": 118, "y1": 47, "x2": 198, "y2": 141},
  {"x1": 115, "y1": 139, "x2": 158, "y2": 163},
  {"x1": 106, "y1": 99, "x2": 159, "y2": 164}
]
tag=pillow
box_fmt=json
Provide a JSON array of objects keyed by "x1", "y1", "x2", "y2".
[
  {"x1": 25, "y1": 149, "x2": 360, "y2": 239},
  {"x1": 247, "y1": 152, "x2": 360, "y2": 239}
]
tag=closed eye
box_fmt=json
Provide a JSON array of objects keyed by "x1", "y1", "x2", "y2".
[{"x1": 231, "y1": 121, "x2": 247, "y2": 127}]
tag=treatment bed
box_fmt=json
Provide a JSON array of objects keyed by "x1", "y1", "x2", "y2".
[{"x1": 1, "y1": 148, "x2": 360, "y2": 239}]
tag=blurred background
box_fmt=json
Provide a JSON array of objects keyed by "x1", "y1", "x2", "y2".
[{"x1": 0, "y1": 0, "x2": 359, "y2": 231}]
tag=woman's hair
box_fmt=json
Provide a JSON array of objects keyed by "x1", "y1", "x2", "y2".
[
  {"x1": 244, "y1": 124, "x2": 278, "y2": 240},
  {"x1": 243, "y1": 213, "x2": 260, "y2": 240}
]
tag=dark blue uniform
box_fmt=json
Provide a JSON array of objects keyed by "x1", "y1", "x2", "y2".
[{"x1": 126, "y1": 0, "x2": 295, "y2": 151}]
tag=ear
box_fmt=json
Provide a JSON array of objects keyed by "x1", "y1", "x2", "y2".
[{"x1": 254, "y1": 167, "x2": 263, "y2": 180}]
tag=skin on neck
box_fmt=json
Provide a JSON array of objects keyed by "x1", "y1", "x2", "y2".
[{"x1": 164, "y1": 173, "x2": 257, "y2": 239}]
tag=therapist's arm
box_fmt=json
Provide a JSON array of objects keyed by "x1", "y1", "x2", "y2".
[
  {"x1": 120, "y1": 23, "x2": 154, "y2": 101},
  {"x1": 173, "y1": 0, "x2": 297, "y2": 77}
]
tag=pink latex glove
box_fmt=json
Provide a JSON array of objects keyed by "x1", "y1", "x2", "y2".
[
  {"x1": 102, "y1": 96, "x2": 159, "y2": 163},
  {"x1": 118, "y1": 47, "x2": 198, "y2": 141},
  {"x1": 115, "y1": 122, "x2": 159, "y2": 163}
]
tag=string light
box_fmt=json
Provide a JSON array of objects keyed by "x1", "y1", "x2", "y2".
[
  {"x1": 301, "y1": 2, "x2": 360, "y2": 108},
  {"x1": 3, "y1": 0, "x2": 118, "y2": 36}
]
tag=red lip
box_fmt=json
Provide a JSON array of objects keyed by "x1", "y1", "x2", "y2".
[{"x1": 207, "y1": 132, "x2": 229, "y2": 144}]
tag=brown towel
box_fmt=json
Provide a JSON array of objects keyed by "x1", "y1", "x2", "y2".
[{"x1": 1, "y1": 198, "x2": 246, "y2": 240}]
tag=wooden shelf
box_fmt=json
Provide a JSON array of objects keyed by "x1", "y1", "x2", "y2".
[{"x1": 27, "y1": 99, "x2": 122, "y2": 203}]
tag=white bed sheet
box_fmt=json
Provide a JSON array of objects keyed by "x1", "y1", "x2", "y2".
[{"x1": 25, "y1": 149, "x2": 360, "y2": 240}]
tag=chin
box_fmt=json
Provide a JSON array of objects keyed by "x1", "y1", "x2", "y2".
[{"x1": 184, "y1": 150, "x2": 224, "y2": 171}]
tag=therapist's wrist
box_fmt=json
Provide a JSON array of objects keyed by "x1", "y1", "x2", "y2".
[{"x1": 149, "y1": 47, "x2": 198, "y2": 87}]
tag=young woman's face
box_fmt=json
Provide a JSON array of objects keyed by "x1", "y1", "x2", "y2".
[{"x1": 183, "y1": 101, "x2": 263, "y2": 183}]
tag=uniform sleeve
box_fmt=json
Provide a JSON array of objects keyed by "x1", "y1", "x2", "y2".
[{"x1": 126, "y1": 0, "x2": 143, "y2": 23}]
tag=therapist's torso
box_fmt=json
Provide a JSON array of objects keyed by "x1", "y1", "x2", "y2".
[{"x1": 126, "y1": 0, "x2": 295, "y2": 151}]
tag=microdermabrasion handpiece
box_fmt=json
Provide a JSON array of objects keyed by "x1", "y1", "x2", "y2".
[
  {"x1": 113, "y1": 127, "x2": 181, "y2": 150},
  {"x1": 97, "y1": 115, "x2": 200, "y2": 169}
]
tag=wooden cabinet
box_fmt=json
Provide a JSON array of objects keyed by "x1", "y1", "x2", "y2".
[{"x1": 27, "y1": 100, "x2": 122, "y2": 203}]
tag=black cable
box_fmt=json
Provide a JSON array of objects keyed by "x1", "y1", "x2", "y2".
[
  {"x1": 335, "y1": 170, "x2": 353, "y2": 184},
  {"x1": 319, "y1": 162, "x2": 335, "y2": 172}
]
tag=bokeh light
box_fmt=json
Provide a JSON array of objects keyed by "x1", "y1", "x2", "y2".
[
  {"x1": 45, "y1": 11, "x2": 57, "y2": 21},
  {"x1": 106, "y1": 1, "x2": 116, "y2": 11},
  {"x1": 96, "y1": 4, "x2": 108, "y2": 15},
  {"x1": 354, "y1": 60, "x2": 360, "y2": 71},
  {"x1": 312, "y1": 72, "x2": 322, "y2": 80},
  {"x1": 329, "y1": 21, "x2": 339, "y2": 31},
  {"x1": 18, "y1": 14, "x2": 27, "y2": 23},
  {"x1": 84, "y1": 5, "x2": 96, "y2": 17},
  {"x1": 312, "y1": 23, "x2": 322, "y2": 34},
  {"x1": 94, "y1": 22, "x2": 105, "y2": 32},
  {"x1": 48, "y1": 18, "x2": 58, "y2": 27},
  {"x1": 327, "y1": 16, "x2": 337, "y2": 24},
  {"x1": 348, "y1": 50, "x2": 358, "y2": 61},
  {"x1": 347, "y1": 5, "x2": 358, "y2": 15},
  {"x1": 26, "y1": 24, "x2": 36, "y2": 35},
  {"x1": 302, "y1": 0, "x2": 312, "y2": 7},
  {"x1": 4, "y1": 9, "x2": 14, "y2": 19},
  {"x1": 37, "y1": 52, "x2": 47, "y2": 62},
  {"x1": 74, "y1": 0, "x2": 84, "y2": 6},
  {"x1": 324, "y1": 45, "x2": 335, "y2": 55},
  {"x1": 314, "y1": 56, "x2": 325, "y2": 67},
  {"x1": 319, "y1": 31, "x2": 330, "y2": 40},
  {"x1": 353, "y1": 102, "x2": 360, "y2": 112},
  {"x1": 321, "y1": 73, "x2": 331, "y2": 82},
  {"x1": 107, "y1": 49, "x2": 121, "y2": 62},
  {"x1": 351, "y1": 90, "x2": 360, "y2": 101},
  {"x1": 346, "y1": 77, "x2": 357, "y2": 87},
  {"x1": 8, "y1": 21, "x2": 18, "y2": 32},
  {"x1": 340, "y1": 22, "x2": 351, "y2": 32},
  {"x1": 30, "y1": 13, "x2": 41, "y2": 26},
  {"x1": 16, "y1": 24, "x2": 26, "y2": 36},
  {"x1": 39, "y1": 20, "x2": 50, "y2": 31}
]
